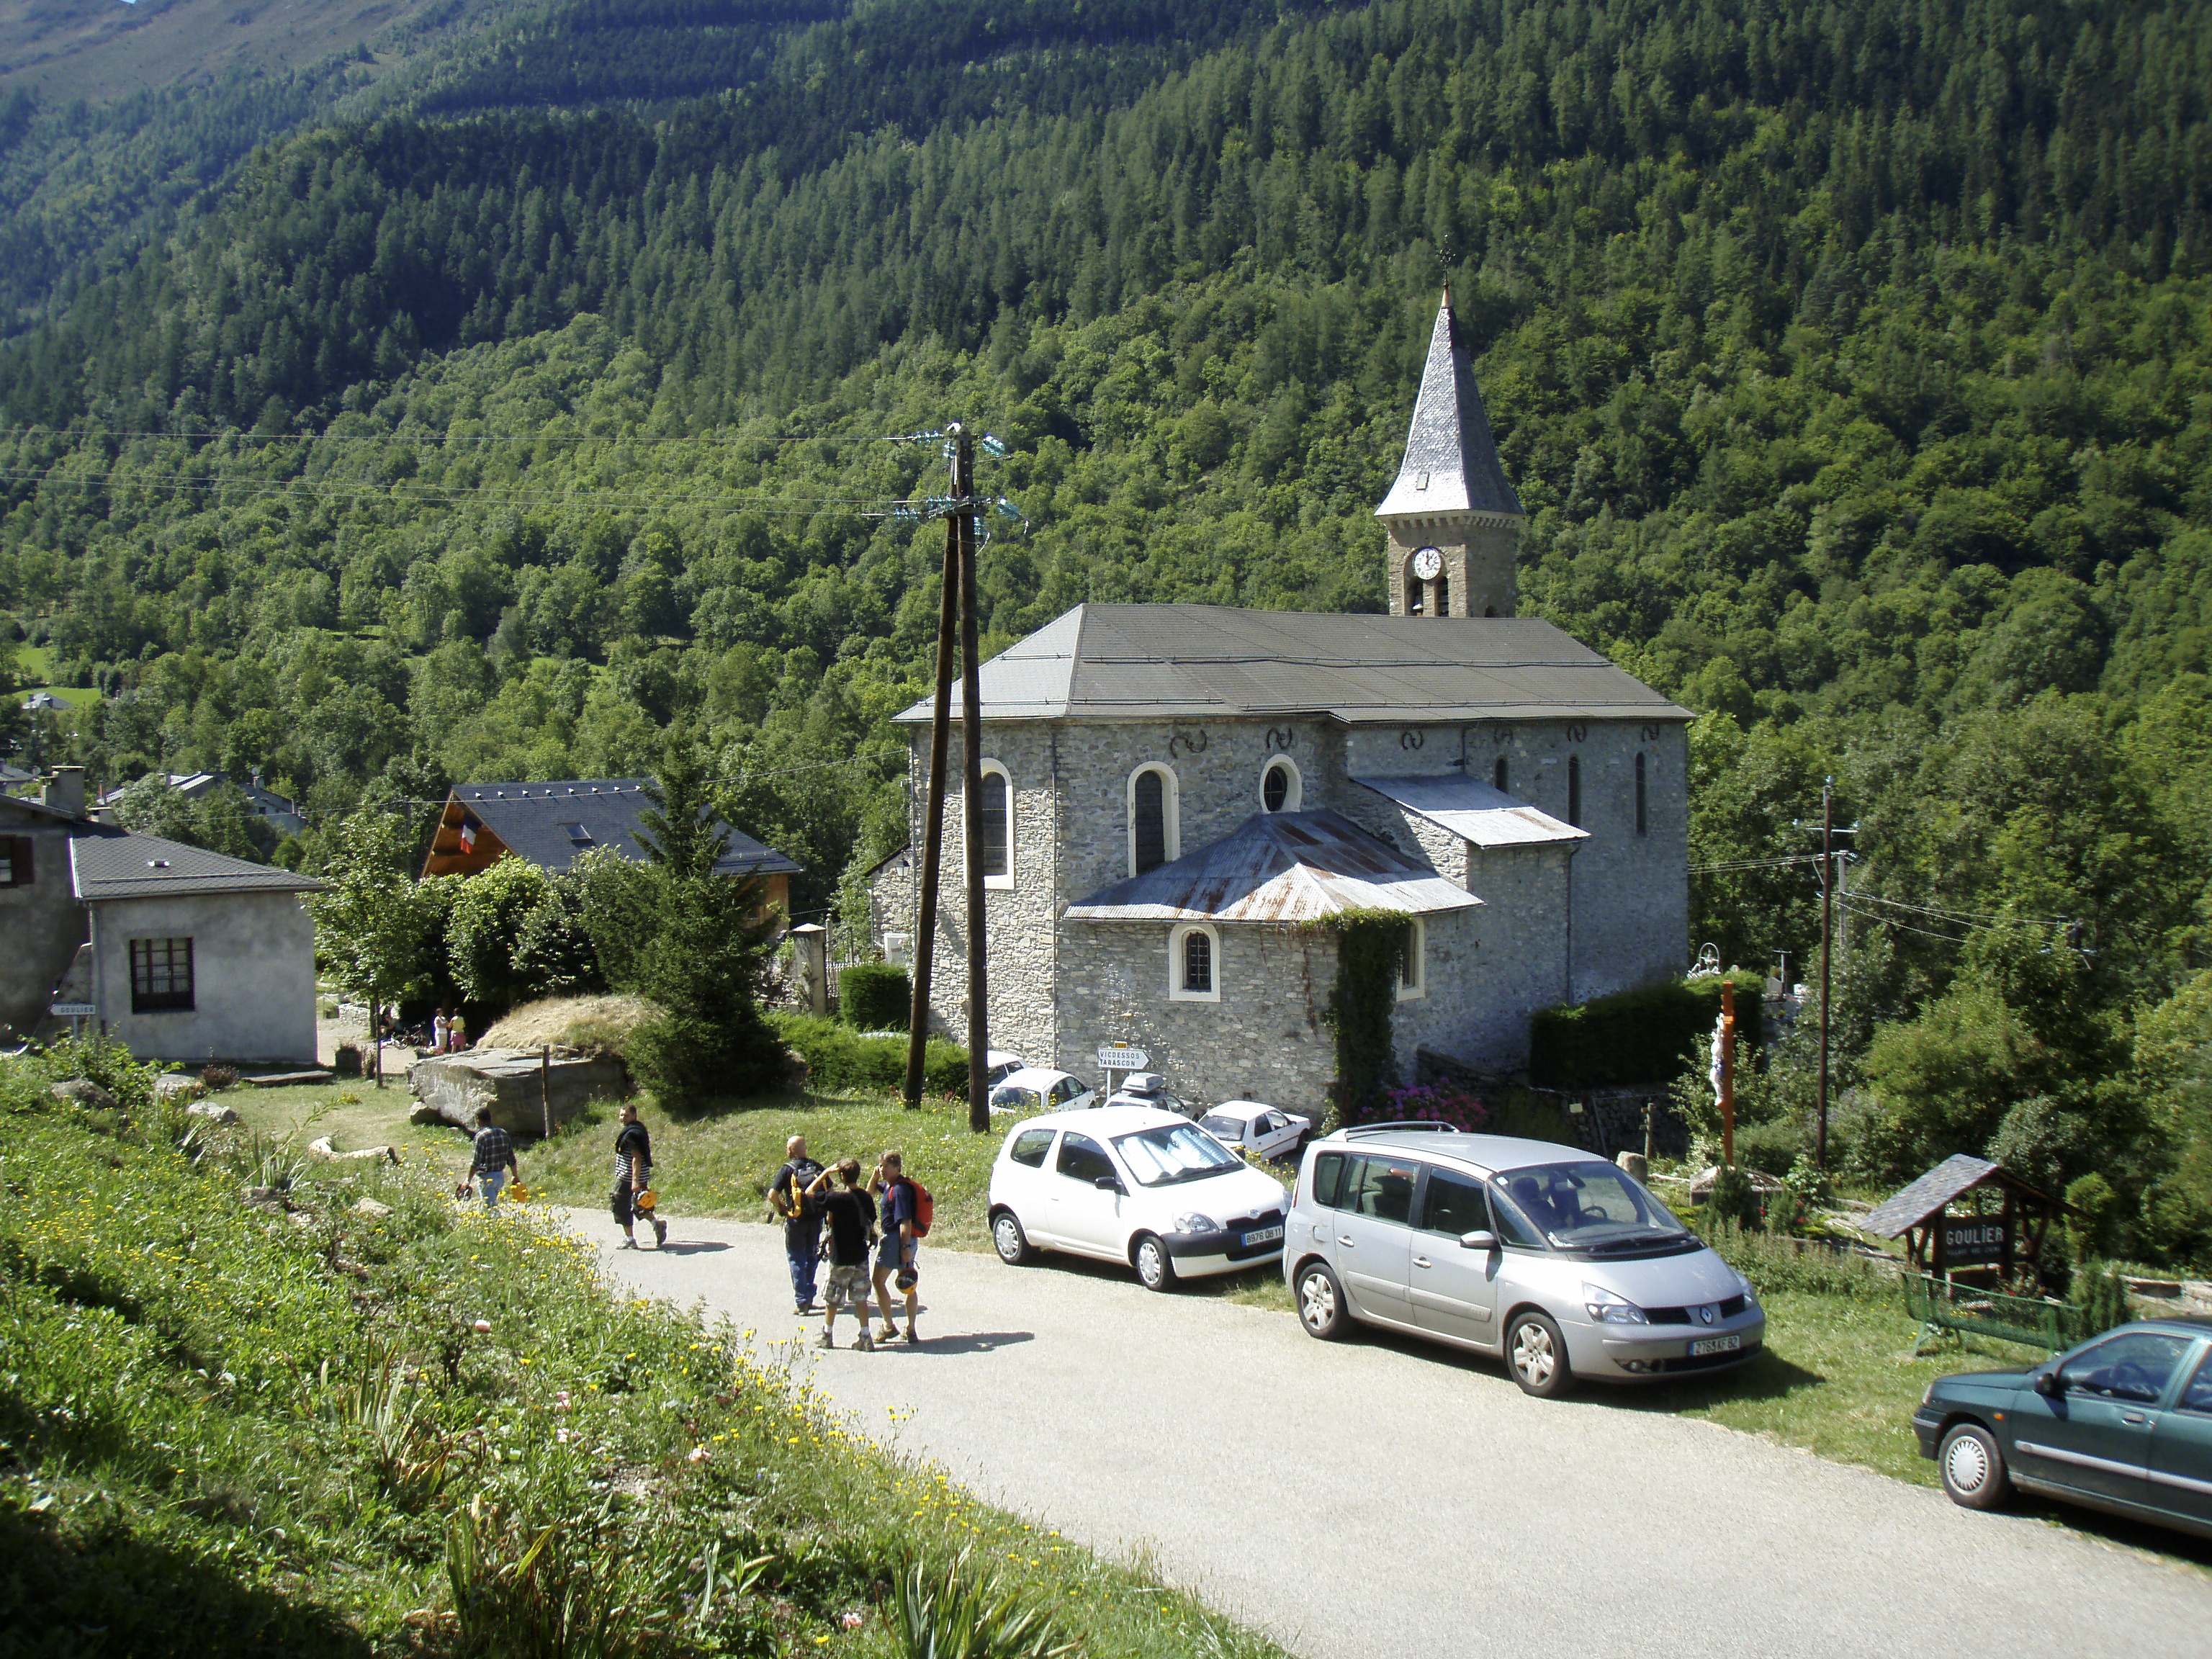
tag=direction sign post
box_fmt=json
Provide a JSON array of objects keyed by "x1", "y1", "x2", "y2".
[{"x1": 1095, "y1": 1044, "x2": 1149, "y2": 1097}]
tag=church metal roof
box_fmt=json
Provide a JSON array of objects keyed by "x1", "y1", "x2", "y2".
[
  {"x1": 1375, "y1": 290, "x2": 1524, "y2": 521},
  {"x1": 893, "y1": 606, "x2": 1689, "y2": 726},
  {"x1": 1062, "y1": 808, "x2": 1482, "y2": 924},
  {"x1": 1352, "y1": 773, "x2": 1588, "y2": 849}
]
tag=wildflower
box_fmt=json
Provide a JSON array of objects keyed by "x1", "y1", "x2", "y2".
[
  {"x1": 841, "y1": 1610, "x2": 865, "y2": 1629},
  {"x1": 688, "y1": 1445, "x2": 710, "y2": 1462}
]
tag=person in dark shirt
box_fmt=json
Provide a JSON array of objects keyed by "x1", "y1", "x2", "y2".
[
  {"x1": 611, "y1": 1101, "x2": 665, "y2": 1249},
  {"x1": 870, "y1": 1149, "x2": 922, "y2": 1344},
  {"x1": 771, "y1": 1134, "x2": 825, "y2": 1313},
  {"x1": 469, "y1": 1107, "x2": 518, "y2": 1209},
  {"x1": 806, "y1": 1159, "x2": 877, "y2": 1350}
]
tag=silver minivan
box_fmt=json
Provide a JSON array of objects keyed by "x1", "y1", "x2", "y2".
[{"x1": 1285, "y1": 1125, "x2": 1766, "y2": 1397}]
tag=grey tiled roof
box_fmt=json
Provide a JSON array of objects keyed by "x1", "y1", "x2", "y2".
[
  {"x1": 450, "y1": 780, "x2": 801, "y2": 878},
  {"x1": 1375, "y1": 291, "x2": 1524, "y2": 521},
  {"x1": 1063, "y1": 809, "x2": 1481, "y2": 923},
  {"x1": 69, "y1": 826, "x2": 322, "y2": 901},
  {"x1": 1863, "y1": 1154, "x2": 2000, "y2": 1238},
  {"x1": 894, "y1": 606, "x2": 1689, "y2": 726}
]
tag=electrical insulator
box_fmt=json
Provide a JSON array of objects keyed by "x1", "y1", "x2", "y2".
[{"x1": 981, "y1": 434, "x2": 1010, "y2": 459}]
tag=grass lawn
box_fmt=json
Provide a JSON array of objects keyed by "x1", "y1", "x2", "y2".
[{"x1": 4, "y1": 1058, "x2": 1292, "y2": 1657}]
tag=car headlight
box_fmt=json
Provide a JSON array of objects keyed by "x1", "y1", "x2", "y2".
[
  {"x1": 1173, "y1": 1212, "x2": 1220, "y2": 1236},
  {"x1": 1733, "y1": 1268, "x2": 1759, "y2": 1307},
  {"x1": 1583, "y1": 1283, "x2": 1649, "y2": 1324}
]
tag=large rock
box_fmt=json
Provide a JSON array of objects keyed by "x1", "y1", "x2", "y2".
[
  {"x1": 50, "y1": 1079, "x2": 121, "y2": 1111},
  {"x1": 187, "y1": 1100, "x2": 241, "y2": 1125},
  {"x1": 155, "y1": 1074, "x2": 207, "y2": 1104},
  {"x1": 408, "y1": 1047, "x2": 629, "y2": 1136}
]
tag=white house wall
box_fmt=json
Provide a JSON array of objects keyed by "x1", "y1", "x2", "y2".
[{"x1": 89, "y1": 889, "x2": 318, "y2": 1064}]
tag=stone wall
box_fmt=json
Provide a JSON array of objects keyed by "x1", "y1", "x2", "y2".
[
  {"x1": 1055, "y1": 921, "x2": 1339, "y2": 1114},
  {"x1": 409, "y1": 1048, "x2": 629, "y2": 1136}
]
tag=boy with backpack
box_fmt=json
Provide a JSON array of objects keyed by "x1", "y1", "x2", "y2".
[
  {"x1": 868, "y1": 1149, "x2": 932, "y2": 1345},
  {"x1": 805, "y1": 1160, "x2": 878, "y2": 1350},
  {"x1": 770, "y1": 1135, "x2": 825, "y2": 1313}
]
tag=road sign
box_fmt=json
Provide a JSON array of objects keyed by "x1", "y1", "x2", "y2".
[
  {"x1": 1095, "y1": 1045, "x2": 1149, "y2": 1071},
  {"x1": 48, "y1": 1003, "x2": 96, "y2": 1017},
  {"x1": 1941, "y1": 1217, "x2": 2008, "y2": 1268}
]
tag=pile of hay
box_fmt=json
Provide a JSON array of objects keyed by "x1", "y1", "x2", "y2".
[{"x1": 479, "y1": 995, "x2": 658, "y2": 1057}]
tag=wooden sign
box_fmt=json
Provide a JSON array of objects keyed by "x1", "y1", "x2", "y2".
[{"x1": 1941, "y1": 1216, "x2": 2008, "y2": 1267}]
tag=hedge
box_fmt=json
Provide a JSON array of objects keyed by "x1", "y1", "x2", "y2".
[
  {"x1": 838, "y1": 962, "x2": 911, "y2": 1030},
  {"x1": 1529, "y1": 973, "x2": 1765, "y2": 1089},
  {"x1": 770, "y1": 1012, "x2": 966, "y2": 1095}
]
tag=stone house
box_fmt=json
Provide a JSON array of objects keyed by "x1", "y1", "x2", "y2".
[
  {"x1": 94, "y1": 770, "x2": 308, "y2": 840},
  {"x1": 1, "y1": 768, "x2": 322, "y2": 1062},
  {"x1": 872, "y1": 292, "x2": 1691, "y2": 1119}
]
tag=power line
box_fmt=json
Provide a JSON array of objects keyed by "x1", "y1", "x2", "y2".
[
  {"x1": 1847, "y1": 890, "x2": 2071, "y2": 929},
  {"x1": 1688, "y1": 853, "x2": 1826, "y2": 876}
]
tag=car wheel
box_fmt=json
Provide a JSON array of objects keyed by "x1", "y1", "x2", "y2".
[
  {"x1": 1133, "y1": 1233, "x2": 1177, "y2": 1291},
  {"x1": 1938, "y1": 1422, "x2": 2011, "y2": 1511},
  {"x1": 1506, "y1": 1311, "x2": 1573, "y2": 1398},
  {"x1": 1297, "y1": 1262, "x2": 1348, "y2": 1339},
  {"x1": 991, "y1": 1210, "x2": 1035, "y2": 1266}
]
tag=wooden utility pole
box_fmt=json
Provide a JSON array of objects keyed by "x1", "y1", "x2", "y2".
[
  {"x1": 953, "y1": 428, "x2": 992, "y2": 1133},
  {"x1": 1817, "y1": 779, "x2": 1833, "y2": 1171},
  {"x1": 902, "y1": 462, "x2": 963, "y2": 1110},
  {"x1": 1719, "y1": 979, "x2": 1736, "y2": 1166}
]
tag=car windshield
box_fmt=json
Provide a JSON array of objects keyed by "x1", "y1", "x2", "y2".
[
  {"x1": 1113, "y1": 1123, "x2": 1241, "y2": 1186},
  {"x1": 1198, "y1": 1114, "x2": 1244, "y2": 1140},
  {"x1": 1493, "y1": 1162, "x2": 1687, "y2": 1249}
]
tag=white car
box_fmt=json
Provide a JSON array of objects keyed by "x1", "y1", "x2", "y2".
[
  {"x1": 988, "y1": 1105, "x2": 1292, "y2": 1291},
  {"x1": 984, "y1": 1050, "x2": 1028, "y2": 1089},
  {"x1": 1102, "y1": 1072, "x2": 1197, "y2": 1117},
  {"x1": 986, "y1": 1066, "x2": 1095, "y2": 1115},
  {"x1": 1198, "y1": 1101, "x2": 1313, "y2": 1162}
]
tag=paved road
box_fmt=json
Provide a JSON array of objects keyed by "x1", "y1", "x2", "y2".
[{"x1": 565, "y1": 1209, "x2": 2211, "y2": 1658}]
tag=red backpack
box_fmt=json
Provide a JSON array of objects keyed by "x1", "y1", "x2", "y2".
[{"x1": 899, "y1": 1178, "x2": 934, "y2": 1238}]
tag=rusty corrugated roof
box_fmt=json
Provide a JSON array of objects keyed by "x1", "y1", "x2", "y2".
[
  {"x1": 1062, "y1": 809, "x2": 1482, "y2": 923},
  {"x1": 894, "y1": 606, "x2": 1689, "y2": 726}
]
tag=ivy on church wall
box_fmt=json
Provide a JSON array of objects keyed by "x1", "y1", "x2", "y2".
[{"x1": 1316, "y1": 909, "x2": 1408, "y2": 1129}]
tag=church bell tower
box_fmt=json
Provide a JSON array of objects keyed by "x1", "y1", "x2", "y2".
[{"x1": 1376, "y1": 289, "x2": 1524, "y2": 618}]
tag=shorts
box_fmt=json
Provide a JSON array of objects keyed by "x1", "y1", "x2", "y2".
[
  {"x1": 611, "y1": 1173, "x2": 652, "y2": 1227},
  {"x1": 878, "y1": 1233, "x2": 917, "y2": 1289},
  {"x1": 823, "y1": 1264, "x2": 871, "y2": 1308}
]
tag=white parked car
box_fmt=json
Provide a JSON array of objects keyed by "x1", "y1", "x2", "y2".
[
  {"x1": 1102, "y1": 1071, "x2": 1197, "y2": 1117},
  {"x1": 986, "y1": 1066, "x2": 1095, "y2": 1115},
  {"x1": 988, "y1": 1105, "x2": 1291, "y2": 1290},
  {"x1": 1199, "y1": 1102, "x2": 1313, "y2": 1162},
  {"x1": 984, "y1": 1050, "x2": 1028, "y2": 1089}
]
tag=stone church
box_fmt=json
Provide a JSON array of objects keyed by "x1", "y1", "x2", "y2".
[{"x1": 877, "y1": 292, "x2": 1690, "y2": 1118}]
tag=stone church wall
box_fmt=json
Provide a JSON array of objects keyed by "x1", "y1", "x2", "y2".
[{"x1": 1054, "y1": 922, "x2": 1339, "y2": 1116}]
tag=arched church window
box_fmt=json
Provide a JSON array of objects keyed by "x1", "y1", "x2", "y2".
[
  {"x1": 1169, "y1": 922, "x2": 1220, "y2": 1002},
  {"x1": 1435, "y1": 571, "x2": 1449, "y2": 616},
  {"x1": 1493, "y1": 755, "x2": 1508, "y2": 793},
  {"x1": 1260, "y1": 756, "x2": 1301, "y2": 814},
  {"x1": 1128, "y1": 765, "x2": 1178, "y2": 876},
  {"x1": 1635, "y1": 752, "x2": 1647, "y2": 837},
  {"x1": 1567, "y1": 755, "x2": 1583, "y2": 828},
  {"x1": 978, "y1": 762, "x2": 1012, "y2": 886}
]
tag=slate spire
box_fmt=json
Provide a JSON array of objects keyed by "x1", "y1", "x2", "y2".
[{"x1": 1375, "y1": 288, "x2": 1523, "y2": 521}]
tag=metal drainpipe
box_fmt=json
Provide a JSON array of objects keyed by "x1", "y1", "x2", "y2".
[{"x1": 1562, "y1": 841, "x2": 1579, "y2": 1004}]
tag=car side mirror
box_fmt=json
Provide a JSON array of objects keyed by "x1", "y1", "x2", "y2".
[
  {"x1": 2033, "y1": 1368, "x2": 2064, "y2": 1398},
  {"x1": 1093, "y1": 1175, "x2": 1124, "y2": 1194},
  {"x1": 1459, "y1": 1230, "x2": 1498, "y2": 1251}
]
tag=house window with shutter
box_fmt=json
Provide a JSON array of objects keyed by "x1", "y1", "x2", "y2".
[{"x1": 130, "y1": 938, "x2": 195, "y2": 1012}]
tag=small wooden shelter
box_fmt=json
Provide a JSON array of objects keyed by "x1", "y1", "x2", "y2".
[{"x1": 1864, "y1": 1153, "x2": 2080, "y2": 1280}]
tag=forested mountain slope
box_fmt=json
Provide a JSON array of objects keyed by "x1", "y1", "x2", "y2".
[{"x1": 4, "y1": 0, "x2": 2212, "y2": 1256}]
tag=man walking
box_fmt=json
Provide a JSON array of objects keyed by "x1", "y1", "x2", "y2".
[
  {"x1": 469, "y1": 1106, "x2": 518, "y2": 1210},
  {"x1": 806, "y1": 1159, "x2": 876, "y2": 1351},
  {"x1": 870, "y1": 1149, "x2": 922, "y2": 1345},
  {"x1": 771, "y1": 1134, "x2": 825, "y2": 1313},
  {"x1": 611, "y1": 1100, "x2": 666, "y2": 1249}
]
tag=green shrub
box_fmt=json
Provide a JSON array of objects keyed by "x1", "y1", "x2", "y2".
[
  {"x1": 1530, "y1": 973, "x2": 1764, "y2": 1089},
  {"x1": 1705, "y1": 1165, "x2": 1765, "y2": 1231},
  {"x1": 772, "y1": 1013, "x2": 966, "y2": 1096},
  {"x1": 840, "y1": 963, "x2": 912, "y2": 1031},
  {"x1": 2071, "y1": 1258, "x2": 2132, "y2": 1336}
]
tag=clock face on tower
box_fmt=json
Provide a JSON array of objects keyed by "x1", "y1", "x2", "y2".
[{"x1": 1411, "y1": 545, "x2": 1443, "y2": 581}]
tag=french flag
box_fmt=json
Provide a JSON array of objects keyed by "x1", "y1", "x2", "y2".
[{"x1": 458, "y1": 811, "x2": 480, "y2": 852}]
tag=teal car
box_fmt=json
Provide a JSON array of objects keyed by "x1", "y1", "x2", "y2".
[{"x1": 1913, "y1": 1316, "x2": 2212, "y2": 1539}]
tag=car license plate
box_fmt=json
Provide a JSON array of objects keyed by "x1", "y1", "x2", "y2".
[
  {"x1": 1689, "y1": 1333, "x2": 1741, "y2": 1357},
  {"x1": 1241, "y1": 1226, "x2": 1285, "y2": 1247}
]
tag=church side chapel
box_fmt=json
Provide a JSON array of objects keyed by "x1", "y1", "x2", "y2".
[{"x1": 879, "y1": 291, "x2": 1691, "y2": 1118}]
